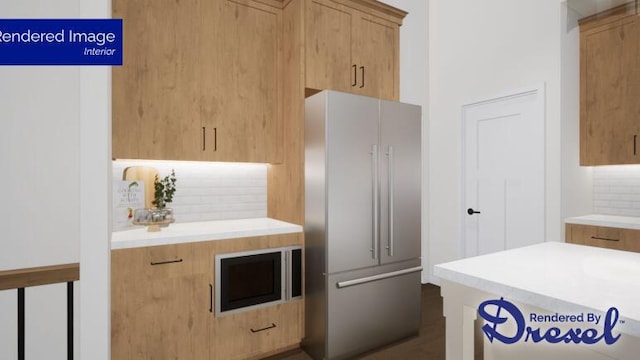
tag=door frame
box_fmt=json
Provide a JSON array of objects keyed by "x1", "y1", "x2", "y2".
[{"x1": 460, "y1": 83, "x2": 546, "y2": 258}]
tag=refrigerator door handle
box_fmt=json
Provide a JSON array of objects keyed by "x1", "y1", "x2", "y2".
[
  {"x1": 336, "y1": 266, "x2": 423, "y2": 288},
  {"x1": 371, "y1": 144, "x2": 379, "y2": 260},
  {"x1": 386, "y1": 146, "x2": 394, "y2": 257}
]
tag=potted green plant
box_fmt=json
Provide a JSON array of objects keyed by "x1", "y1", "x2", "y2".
[
  {"x1": 150, "y1": 170, "x2": 177, "y2": 229},
  {"x1": 152, "y1": 169, "x2": 177, "y2": 210}
]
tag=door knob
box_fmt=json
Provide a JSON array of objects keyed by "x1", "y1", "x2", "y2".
[{"x1": 467, "y1": 208, "x2": 481, "y2": 215}]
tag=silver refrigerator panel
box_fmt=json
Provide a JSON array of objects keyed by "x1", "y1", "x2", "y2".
[
  {"x1": 379, "y1": 100, "x2": 422, "y2": 265},
  {"x1": 304, "y1": 92, "x2": 328, "y2": 360},
  {"x1": 325, "y1": 91, "x2": 381, "y2": 274},
  {"x1": 326, "y1": 259, "x2": 422, "y2": 360}
]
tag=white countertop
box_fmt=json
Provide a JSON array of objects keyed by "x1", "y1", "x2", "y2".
[
  {"x1": 565, "y1": 214, "x2": 640, "y2": 230},
  {"x1": 111, "y1": 218, "x2": 303, "y2": 250},
  {"x1": 434, "y1": 242, "x2": 640, "y2": 336}
]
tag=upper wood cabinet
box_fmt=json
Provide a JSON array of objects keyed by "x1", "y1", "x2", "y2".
[
  {"x1": 304, "y1": 0, "x2": 405, "y2": 100},
  {"x1": 113, "y1": 0, "x2": 283, "y2": 163},
  {"x1": 580, "y1": 5, "x2": 640, "y2": 165},
  {"x1": 112, "y1": 0, "x2": 204, "y2": 161}
]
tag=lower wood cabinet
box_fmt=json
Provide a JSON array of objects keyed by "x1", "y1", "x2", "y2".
[
  {"x1": 565, "y1": 223, "x2": 640, "y2": 253},
  {"x1": 112, "y1": 233, "x2": 303, "y2": 360},
  {"x1": 111, "y1": 241, "x2": 212, "y2": 360},
  {"x1": 213, "y1": 301, "x2": 302, "y2": 360}
]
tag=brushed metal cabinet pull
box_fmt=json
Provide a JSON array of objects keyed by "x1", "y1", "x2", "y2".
[
  {"x1": 250, "y1": 323, "x2": 276, "y2": 333},
  {"x1": 634, "y1": 134, "x2": 637, "y2": 156},
  {"x1": 209, "y1": 284, "x2": 213, "y2": 313},
  {"x1": 214, "y1": 127, "x2": 217, "y2": 152},
  {"x1": 591, "y1": 236, "x2": 620, "y2": 242},
  {"x1": 352, "y1": 64, "x2": 357, "y2": 87},
  {"x1": 150, "y1": 258, "x2": 183, "y2": 266},
  {"x1": 360, "y1": 66, "x2": 365, "y2": 88},
  {"x1": 202, "y1": 127, "x2": 206, "y2": 151}
]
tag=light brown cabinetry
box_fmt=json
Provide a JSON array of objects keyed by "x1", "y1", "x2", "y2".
[
  {"x1": 213, "y1": 301, "x2": 301, "y2": 360},
  {"x1": 566, "y1": 223, "x2": 640, "y2": 252},
  {"x1": 112, "y1": 0, "x2": 203, "y2": 162},
  {"x1": 579, "y1": 5, "x2": 640, "y2": 165},
  {"x1": 111, "y1": 242, "x2": 212, "y2": 360},
  {"x1": 304, "y1": 0, "x2": 403, "y2": 100},
  {"x1": 112, "y1": 233, "x2": 303, "y2": 359},
  {"x1": 113, "y1": 0, "x2": 282, "y2": 163},
  {"x1": 267, "y1": 0, "x2": 406, "y2": 227}
]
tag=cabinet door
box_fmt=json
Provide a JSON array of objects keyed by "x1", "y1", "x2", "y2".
[
  {"x1": 111, "y1": 242, "x2": 211, "y2": 360},
  {"x1": 351, "y1": 12, "x2": 398, "y2": 100},
  {"x1": 379, "y1": 100, "x2": 421, "y2": 265},
  {"x1": 581, "y1": 17, "x2": 640, "y2": 165},
  {"x1": 305, "y1": 0, "x2": 354, "y2": 93},
  {"x1": 202, "y1": 0, "x2": 282, "y2": 163},
  {"x1": 112, "y1": 0, "x2": 203, "y2": 161}
]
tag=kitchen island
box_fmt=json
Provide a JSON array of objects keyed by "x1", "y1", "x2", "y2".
[{"x1": 434, "y1": 242, "x2": 640, "y2": 360}]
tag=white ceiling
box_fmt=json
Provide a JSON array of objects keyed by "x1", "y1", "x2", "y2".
[{"x1": 566, "y1": 0, "x2": 633, "y2": 18}]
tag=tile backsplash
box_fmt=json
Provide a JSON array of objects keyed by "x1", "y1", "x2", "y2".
[
  {"x1": 593, "y1": 166, "x2": 640, "y2": 217},
  {"x1": 113, "y1": 160, "x2": 267, "y2": 231}
]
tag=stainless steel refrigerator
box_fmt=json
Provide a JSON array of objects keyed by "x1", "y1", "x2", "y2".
[{"x1": 303, "y1": 90, "x2": 422, "y2": 360}]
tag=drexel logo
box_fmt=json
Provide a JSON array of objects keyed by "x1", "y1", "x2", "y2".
[{"x1": 477, "y1": 298, "x2": 621, "y2": 345}]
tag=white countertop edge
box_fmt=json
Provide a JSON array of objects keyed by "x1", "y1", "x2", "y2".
[
  {"x1": 434, "y1": 249, "x2": 640, "y2": 337},
  {"x1": 435, "y1": 265, "x2": 619, "y2": 316},
  {"x1": 111, "y1": 218, "x2": 303, "y2": 250},
  {"x1": 434, "y1": 266, "x2": 640, "y2": 337},
  {"x1": 565, "y1": 214, "x2": 640, "y2": 230}
]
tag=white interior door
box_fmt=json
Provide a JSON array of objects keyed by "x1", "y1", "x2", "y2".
[{"x1": 463, "y1": 86, "x2": 545, "y2": 257}]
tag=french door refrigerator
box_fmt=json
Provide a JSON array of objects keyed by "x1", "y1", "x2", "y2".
[{"x1": 303, "y1": 90, "x2": 422, "y2": 360}]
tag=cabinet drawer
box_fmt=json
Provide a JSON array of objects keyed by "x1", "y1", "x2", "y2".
[
  {"x1": 113, "y1": 242, "x2": 210, "y2": 281},
  {"x1": 565, "y1": 223, "x2": 640, "y2": 252},
  {"x1": 213, "y1": 300, "x2": 301, "y2": 360}
]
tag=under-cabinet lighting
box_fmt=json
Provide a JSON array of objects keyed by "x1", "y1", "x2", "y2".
[{"x1": 113, "y1": 159, "x2": 268, "y2": 171}]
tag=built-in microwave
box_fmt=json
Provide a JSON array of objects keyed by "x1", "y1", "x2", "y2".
[{"x1": 214, "y1": 246, "x2": 301, "y2": 316}]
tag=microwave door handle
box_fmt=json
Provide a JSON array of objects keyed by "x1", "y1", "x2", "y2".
[{"x1": 284, "y1": 251, "x2": 290, "y2": 301}]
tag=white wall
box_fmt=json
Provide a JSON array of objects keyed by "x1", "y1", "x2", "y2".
[
  {"x1": 79, "y1": 0, "x2": 111, "y2": 358},
  {"x1": 428, "y1": 0, "x2": 579, "y2": 283},
  {"x1": 561, "y1": 3, "x2": 593, "y2": 229},
  {"x1": 0, "y1": 1, "x2": 81, "y2": 359},
  {"x1": 0, "y1": 1, "x2": 111, "y2": 359},
  {"x1": 382, "y1": 0, "x2": 429, "y2": 283}
]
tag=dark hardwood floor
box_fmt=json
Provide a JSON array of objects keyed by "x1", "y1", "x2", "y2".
[{"x1": 269, "y1": 284, "x2": 445, "y2": 360}]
